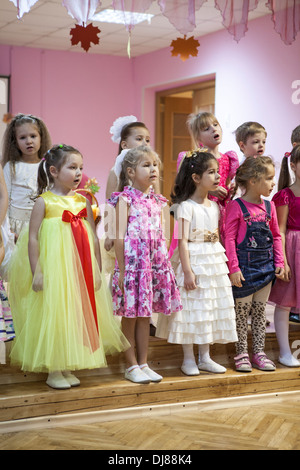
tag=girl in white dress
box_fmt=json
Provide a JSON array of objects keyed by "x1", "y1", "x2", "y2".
[
  {"x1": 157, "y1": 149, "x2": 237, "y2": 375},
  {"x1": 1, "y1": 114, "x2": 52, "y2": 240}
]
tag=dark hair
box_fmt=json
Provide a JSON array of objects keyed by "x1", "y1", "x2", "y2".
[
  {"x1": 170, "y1": 150, "x2": 217, "y2": 205},
  {"x1": 232, "y1": 155, "x2": 274, "y2": 198},
  {"x1": 1, "y1": 113, "x2": 52, "y2": 170},
  {"x1": 118, "y1": 121, "x2": 149, "y2": 154},
  {"x1": 278, "y1": 144, "x2": 300, "y2": 191},
  {"x1": 37, "y1": 144, "x2": 81, "y2": 196},
  {"x1": 291, "y1": 125, "x2": 300, "y2": 145}
]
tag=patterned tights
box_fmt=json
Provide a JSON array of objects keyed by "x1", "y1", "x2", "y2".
[{"x1": 234, "y1": 283, "x2": 272, "y2": 355}]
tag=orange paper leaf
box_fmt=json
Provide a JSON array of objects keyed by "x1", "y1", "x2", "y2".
[
  {"x1": 170, "y1": 35, "x2": 200, "y2": 62},
  {"x1": 70, "y1": 23, "x2": 100, "y2": 52}
]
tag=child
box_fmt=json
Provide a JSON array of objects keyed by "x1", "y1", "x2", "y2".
[
  {"x1": 1, "y1": 113, "x2": 52, "y2": 239},
  {"x1": 225, "y1": 157, "x2": 285, "y2": 372},
  {"x1": 186, "y1": 112, "x2": 239, "y2": 240},
  {"x1": 0, "y1": 165, "x2": 15, "y2": 363},
  {"x1": 268, "y1": 145, "x2": 300, "y2": 367},
  {"x1": 9, "y1": 144, "x2": 128, "y2": 389},
  {"x1": 103, "y1": 116, "x2": 153, "y2": 277},
  {"x1": 159, "y1": 149, "x2": 237, "y2": 375},
  {"x1": 234, "y1": 121, "x2": 267, "y2": 164},
  {"x1": 282, "y1": 125, "x2": 300, "y2": 324},
  {"x1": 169, "y1": 113, "x2": 239, "y2": 256},
  {"x1": 108, "y1": 145, "x2": 182, "y2": 384}
]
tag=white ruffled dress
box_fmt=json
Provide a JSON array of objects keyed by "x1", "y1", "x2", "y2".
[{"x1": 156, "y1": 199, "x2": 237, "y2": 345}]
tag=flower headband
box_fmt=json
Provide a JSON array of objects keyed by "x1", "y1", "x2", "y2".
[
  {"x1": 178, "y1": 147, "x2": 209, "y2": 171},
  {"x1": 110, "y1": 115, "x2": 138, "y2": 144}
]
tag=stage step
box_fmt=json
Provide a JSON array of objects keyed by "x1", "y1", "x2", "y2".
[{"x1": 0, "y1": 327, "x2": 300, "y2": 424}]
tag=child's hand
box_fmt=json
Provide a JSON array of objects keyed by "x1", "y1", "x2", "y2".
[
  {"x1": 184, "y1": 271, "x2": 197, "y2": 291},
  {"x1": 275, "y1": 266, "x2": 286, "y2": 281},
  {"x1": 230, "y1": 271, "x2": 245, "y2": 288},
  {"x1": 32, "y1": 272, "x2": 43, "y2": 292},
  {"x1": 118, "y1": 271, "x2": 125, "y2": 293},
  {"x1": 104, "y1": 237, "x2": 114, "y2": 252},
  {"x1": 210, "y1": 186, "x2": 228, "y2": 201}
]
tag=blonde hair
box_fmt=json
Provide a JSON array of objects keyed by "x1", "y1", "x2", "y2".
[
  {"x1": 187, "y1": 112, "x2": 220, "y2": 147},
  {"x1": 118, "y1": 145, "x2": 161, "y2": 191},
  {"x1": 232, "y1": 156, "x2": 274, "y2": 198}
]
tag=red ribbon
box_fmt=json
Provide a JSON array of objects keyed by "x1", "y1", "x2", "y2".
[{"x1": 62, "y1": 208, "x2": 99, "y2": 350}]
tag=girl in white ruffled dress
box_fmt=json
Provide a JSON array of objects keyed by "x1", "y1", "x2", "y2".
[{"x1": 157, "y1": 149, "x2": 238, "y2": 375}]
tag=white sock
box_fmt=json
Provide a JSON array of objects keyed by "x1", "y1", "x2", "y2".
[{"x1": 274, "y1": 306, "x2": 293, "y2": 358}]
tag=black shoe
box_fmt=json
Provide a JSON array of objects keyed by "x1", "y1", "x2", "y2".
[{"x1": 289, "y1": 313, "x2": 300, "y2": 323}]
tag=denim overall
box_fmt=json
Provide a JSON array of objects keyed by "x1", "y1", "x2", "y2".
[{"x1": 232, "y1": 198, "x2": 275, "y2": 299}]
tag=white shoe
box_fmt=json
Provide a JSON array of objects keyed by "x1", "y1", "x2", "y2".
[
  {"x1": 125, "y1": 366, "x2": 151, "y2": 384},
  {"x1": 181, "y1": 362, "x2": 200, "y2": 376},
  {"x1": 140, "y1": 364, "x2": 163, "y2": 382},
  {"x1": 62, "y1": 371, "x2": 81, "y2": 387},
  {"x1": 46, "y1": 371, "x2": 71, "y2": 390},
  {"x1": 279, "y1": 355, "x2": 300, "y2": 367},
  {"x1": 198, "y1": 360, "x2": 226, "y2": 374}
]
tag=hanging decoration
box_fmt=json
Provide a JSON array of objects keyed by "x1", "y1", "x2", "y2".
[
  {"x1": 70, "y1": 23, "x2": 101, "y2": 52},
  {"x1": 9, "y1": 0, "x2": 39, "y2": 19},
  {"x1": 266, "y1": 0, "x2": 300, "y2": 45},
  {"x1": 8, "y1": 0, "x2": 300, "y2": 57},
  {"x1": 112, "y1": 0, "x2": 153, "y2": 57},
  {"x1": 170, "y1": 35, "x2": 200, "y2": 61},
  {"x1": 215, "y1": 0, "x2": 259, "y2": 42},
  {"x1": 158, "y1": 0, "x2": 206, "y2": 35}
]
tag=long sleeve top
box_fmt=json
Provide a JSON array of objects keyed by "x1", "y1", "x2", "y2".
[{"x1": 225, "y1": 198, "x2": 284, "y2": 274}]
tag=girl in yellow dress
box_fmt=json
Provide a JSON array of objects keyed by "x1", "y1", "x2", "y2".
[{"x1": 9, "y1": 144, "x2": 128, "y2": 389}]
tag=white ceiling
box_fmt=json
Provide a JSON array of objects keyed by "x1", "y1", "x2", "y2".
[{"x1": 0, "y1": 0, "x2": 270, "y2": 57}]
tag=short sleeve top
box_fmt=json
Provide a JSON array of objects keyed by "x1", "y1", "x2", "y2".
[{"x1": 272, "y1": 187, "x2": 300, "y2": 231}]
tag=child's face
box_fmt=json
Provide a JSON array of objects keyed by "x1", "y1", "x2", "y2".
[
  {"x1": 121, "y1": 127, "x2": 150, "y2": 149},
  {"x1": 128, "y1": 153, "x2": 159, "y2": 192},
  {"x1": 197, "y1": 119, "x2": 222, "y2": 149},
  {"x1": 239, "y1": 132, "x2": 266, "y2": 158},
  {"x1": 253, "y1": 164, "x2": 275, "y2": 198},
  {"x1": 15, "y1": 123, "x2": 41, "y2": 160},
  {"x1": 52, "y1": 153, "x2": 83, "y2": 192},
  {"x1": 197, "y1": 159, "x2": 220, "y2": 192}
]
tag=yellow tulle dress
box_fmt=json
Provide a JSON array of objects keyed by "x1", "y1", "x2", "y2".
[{"x1": 9, "y1": 191, "x2": 128, "y2": 373}]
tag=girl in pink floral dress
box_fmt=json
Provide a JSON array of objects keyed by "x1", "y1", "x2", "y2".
[{"x1": 108, "y1": 146, "x2": 182, "y2": 384}]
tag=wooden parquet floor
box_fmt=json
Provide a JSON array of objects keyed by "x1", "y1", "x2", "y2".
[{"x1": 1, "y1": 392, "x2": 300, "y2": 450}]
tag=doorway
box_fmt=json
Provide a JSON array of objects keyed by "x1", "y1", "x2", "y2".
[{"x1": 155, "y1": 78, "x2": 215, "y2": 201}]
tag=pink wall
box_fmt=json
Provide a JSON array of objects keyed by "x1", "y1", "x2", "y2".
[
  {"x1": 0, "y1": 13, "x2": 300, "y2": 211},
  {"x1": 133, "y1": 14, "x2": 300, "y2": 171},
  {"x1": 0, "y1": 45, "x2": 135, "y2": 206}
]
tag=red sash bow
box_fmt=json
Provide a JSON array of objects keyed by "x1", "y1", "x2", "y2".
[{"x1": 62, "y1": 209, "x2": 99, "y2": 351}]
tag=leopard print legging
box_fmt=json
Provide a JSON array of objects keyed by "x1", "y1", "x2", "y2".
[{"x1": 234, "y1": 283, "x2": 272, "y2": 355}]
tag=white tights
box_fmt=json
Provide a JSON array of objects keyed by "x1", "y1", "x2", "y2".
[
  {"x1": 182, "y1": 344, "x2": 210, "y2": 364},
  {"x1": 274, "y1": 305, "x2": 300, "y2": 366}
]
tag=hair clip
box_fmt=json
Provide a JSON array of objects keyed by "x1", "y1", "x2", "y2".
[
  {"x1": 59, "y1": 144, "x2": 63, "y2": 148},
  {"x1": 285, "y1": 152, "x2": 291, "y2": 158},
  {"x1": 41, "y1": 157, "x2": 45, "y2": 161}
]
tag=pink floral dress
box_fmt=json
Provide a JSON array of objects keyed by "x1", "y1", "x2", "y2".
[{"x1": 109, "y1": 186, "x2": 182, "y2": 318}]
